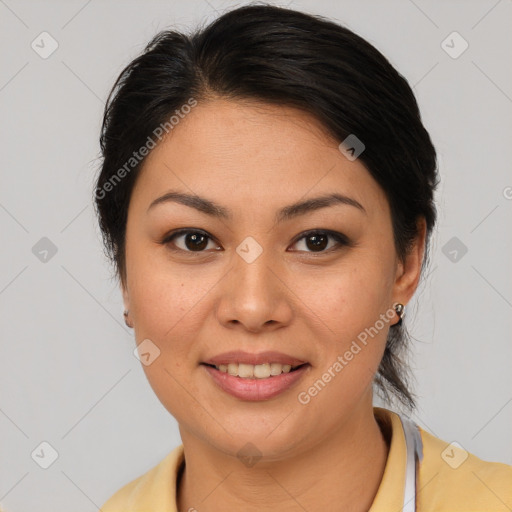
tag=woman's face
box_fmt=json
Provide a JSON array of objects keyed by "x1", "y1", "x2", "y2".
[{"x1": 122, "y1": 98, "x2": 423, "y2": 459}]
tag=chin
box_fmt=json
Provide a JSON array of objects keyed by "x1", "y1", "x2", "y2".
[{"x1": 180, "y1": 407, "x2": 314, "y2": 463}]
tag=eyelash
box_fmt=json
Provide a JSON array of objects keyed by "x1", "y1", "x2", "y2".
[{"x1": 160, "y1": 228, "x2": 351, "y2": 255}]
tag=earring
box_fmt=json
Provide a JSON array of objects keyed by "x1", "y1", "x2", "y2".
[
  {"x1": 123, "y1": 310, "x2": 133, "y2": 328},
  {"x1": 394, "y1": 303, "x2": 405, "y2": 326}
]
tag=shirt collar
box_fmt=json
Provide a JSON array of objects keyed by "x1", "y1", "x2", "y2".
[{"x1": 369, "y1": 407, "x2": 408, "y2": 511}]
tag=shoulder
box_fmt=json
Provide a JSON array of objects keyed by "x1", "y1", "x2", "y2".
[
  {"x1": 101, "y1": 445, "x2": 184, "y2": 512},
  {"x1": 418, "y1": 427, "x2": 512, "y2": 511}
]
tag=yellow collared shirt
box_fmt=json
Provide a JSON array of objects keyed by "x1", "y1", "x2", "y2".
[{"x1": 101, "y1": 407, "x2": 512, "y2": 511}]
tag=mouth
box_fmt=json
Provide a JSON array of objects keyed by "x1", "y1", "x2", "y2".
[{"x1": 200, "y1": 351, "x2": 311, "y2": 401}]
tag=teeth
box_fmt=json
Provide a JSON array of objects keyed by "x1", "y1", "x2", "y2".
[
  {"x1": 270, "y1": 363, "x2": 283, "y2": 376},
  {"x1": 238, "y1": 363, "x2": 254, "y2": 378},
  {"x1": 254, "y1": 363, "x2": 271, "y2": 379},
  {"x1": 214, "y1": 362, "x2": 298, "y2": 378}
]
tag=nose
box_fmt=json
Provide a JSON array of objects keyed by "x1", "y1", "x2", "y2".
[{"x1": 215, "y1": 248, "x2": 294, "y2": 333}]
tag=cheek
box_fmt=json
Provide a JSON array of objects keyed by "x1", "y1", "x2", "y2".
[
  {"x1": 291, "y1": 253, "x2": 394, "y2": 396},
  {"x1": 127, "y1": 260, "x2": 212, "y2": 421},
  {"x1": 126, "y1": 240, "x2": 213, "y2": 340},
  {"x1": 293, "y1": 289, "x2": 389, "y2": 418},
  {"x1": 296, "y1": 253, "x2": 395, "y2": 338}
]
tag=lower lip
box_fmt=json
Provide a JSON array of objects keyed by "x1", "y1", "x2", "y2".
[{"x1": 202, "y1": 364, "x2": 310, "y2": 401}]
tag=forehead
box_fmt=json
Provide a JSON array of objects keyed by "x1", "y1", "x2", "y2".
[{"x1": 130, "y1": 99, "x2": 388, "y2": 219}]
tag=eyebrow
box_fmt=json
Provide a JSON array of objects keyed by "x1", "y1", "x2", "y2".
[{"x1": 147, "y1": 190, "x2": 366, "y2": 222}]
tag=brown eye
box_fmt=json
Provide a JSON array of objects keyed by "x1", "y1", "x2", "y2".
[
  {"x1": 183, "y1": 232, "x2": 209, "y2": 251},
  {"x1": 289, "y1": 230, "x2": 350, "y2": 253},
  {"x1": 304, "y1": 233, "x2": 328, "y2": 251},
  {"x1": 163, "y1": 229, "x2": 221, "y2": 253}
]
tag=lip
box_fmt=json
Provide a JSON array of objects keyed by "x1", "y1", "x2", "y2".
[
  {"x1": 203, "y1": 350, "x2": 307, "y2": 367},
  {"x1": 202, "y1": 363, "x2": 310, "y2": 401}
]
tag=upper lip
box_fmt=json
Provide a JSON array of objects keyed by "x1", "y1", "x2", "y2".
[{"x1": 203, "y1": 350, "x2": 307, "y2": 367}]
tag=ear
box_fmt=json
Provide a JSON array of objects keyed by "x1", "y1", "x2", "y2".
[
  {"x1": 392, "y1": 217, "x2": 427, "y2": 305},
  {"x1": 121, "y1": 278, "x2": 134, "y2": 328},
  {"x1": 121, "y1": 277, "x2": 130, "y2": 312}
]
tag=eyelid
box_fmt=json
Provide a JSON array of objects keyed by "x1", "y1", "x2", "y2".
[{"x1": 161, "y1": 228, "x2": 214, "y2": 244}]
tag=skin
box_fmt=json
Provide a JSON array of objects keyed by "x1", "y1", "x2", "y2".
[{"x1": 121, "y1": 98, "x2": 426, "y2": 512}]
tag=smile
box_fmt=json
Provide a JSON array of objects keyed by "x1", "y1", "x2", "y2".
[
  {"x1": 209, "y1": 362, "x2": 304, "y2": 379},
  {"x1": 201, "y1": 361, "x2": 310, "y2": 401}
]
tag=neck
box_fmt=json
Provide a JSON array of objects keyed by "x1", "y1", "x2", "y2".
[{"x1": 177, "y1": 404, "x2": 390, "y2": 512}]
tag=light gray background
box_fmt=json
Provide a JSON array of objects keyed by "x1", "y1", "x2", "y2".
[{"x1": 1, "y1": 0, "x2": 511, "y2": 510}]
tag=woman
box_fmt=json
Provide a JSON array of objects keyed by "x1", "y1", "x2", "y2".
[{"x1": 95, "y1": 4, "x2": 512, "y2": 511}]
